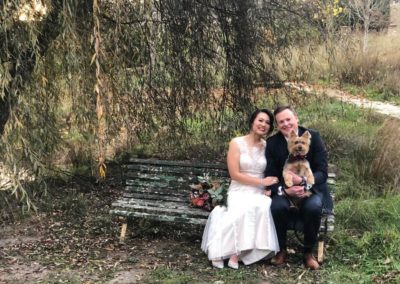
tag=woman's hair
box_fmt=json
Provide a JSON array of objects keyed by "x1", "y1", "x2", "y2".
[{"x1": 248, "y1": 109, "x2": 274, "y2": 135}]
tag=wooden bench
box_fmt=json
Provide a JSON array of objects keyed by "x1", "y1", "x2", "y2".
[
  {"x1": 110, "y1": 158, "x2": 336, "y2": 262},
  {"x1": 110, "y1": 158, "x2": 230, "y2": 240}
]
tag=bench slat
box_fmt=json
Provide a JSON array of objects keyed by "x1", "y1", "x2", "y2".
[
  {"x1": 124, "y1": 186, "x2": 188, "y2": 197},
  {"x1": 110, "y1": 209, "x2": 207, "y2": 225},
  {"x1": 126, "y1": 179, "x2": 199, "y2": 189},
  {"x1": 125, "y1": 172, "x2": 201, "y2": 181},
  {"x1": 112, "y1": 198, "x2": 209, "y2": 213},
  {"x1": 127, "y1": 158, "x2": 227, "y2": 169},
  {"x1": 126, "y1": 163, "x2": 228, "y2": 173},
  {"x1": 122, "y1": 192, "x2": 188, "y2": 203},
  {"x1": 126, "y1": 180, "x2": 189, "y2": 189},
  {"x1": 111, "y1": 200, "x2": 210, "y2": 218}
]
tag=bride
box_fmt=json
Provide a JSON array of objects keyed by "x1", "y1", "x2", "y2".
[{"x1": 201, "y1": 109, "x2": 280, "y2": 269}]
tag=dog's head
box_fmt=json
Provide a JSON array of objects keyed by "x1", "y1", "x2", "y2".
[{"x1": 287, "y1": 130, "x2": 311, "y2": 157}]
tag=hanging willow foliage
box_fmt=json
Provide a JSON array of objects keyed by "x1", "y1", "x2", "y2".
[{"x1": 0, "y1": 0, "x2": 325, "y2": 212}]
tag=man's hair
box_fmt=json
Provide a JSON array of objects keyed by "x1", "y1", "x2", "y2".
[{"x1": 273, "y1": 105, "x2": 297, "y2": 117}]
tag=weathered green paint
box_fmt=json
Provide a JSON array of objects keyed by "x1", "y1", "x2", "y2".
[
  {"x1": 110, "y1": 159, "x2": 336, "y2": 233},
  {"x1": 111, "y1": 159, "x2": 229, "y2": 227},
  {"x1": 110, "y1": 209, "x2": 208, "y2": 225},
  {"x1": 111, "y1": 199, "x2": 209, "y2": 217},
  {"x1": 122, "y1": 192, "x2": 188, "y2": 203},
  {"x1": 124, "y1": 186, "x2": 188, "y2": 197}
]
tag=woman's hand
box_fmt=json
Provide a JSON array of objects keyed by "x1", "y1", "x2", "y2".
[{"x1": 262, "y1": 176, "x2": 279, "y2": 186}]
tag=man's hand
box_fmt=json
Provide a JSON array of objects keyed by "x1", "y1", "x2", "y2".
[
  {"x1": 286, "y1": 171, "x2": 303, "y2": 185},
  {"x1": 284, "y1": 185, "x2": 306, "y2": 198}
]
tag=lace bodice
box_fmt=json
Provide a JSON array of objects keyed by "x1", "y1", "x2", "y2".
[{"x1": 233, "y1": 136, "x2": 266, "y2": 176}]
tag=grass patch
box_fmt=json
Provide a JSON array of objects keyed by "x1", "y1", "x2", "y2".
[
  {"x1": 143, "y1": 267, "x2": 196, "y2": 283},
  {"x1": 142, "y1": 265, "x2": 261, "y2": 283},
  {"x1": 324, "y1": 197, "x2": 400, "y2": 283}
]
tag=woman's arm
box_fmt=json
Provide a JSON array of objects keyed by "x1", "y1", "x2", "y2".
[{"x1": 227, "y1": 139, "x2": 277, "y2": 187}]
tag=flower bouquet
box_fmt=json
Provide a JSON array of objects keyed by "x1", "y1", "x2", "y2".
[{"x1": 189, "y1": 174, "x2": 229, "y2": 212}]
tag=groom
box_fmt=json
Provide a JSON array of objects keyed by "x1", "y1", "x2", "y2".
[{"x1": 265, "y1": 105, "x2": 332, "y2": 270}]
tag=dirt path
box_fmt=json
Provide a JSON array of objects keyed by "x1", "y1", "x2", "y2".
[
  {"x1": 323, "y1": 88, "x2": 400, "y2": 119},
  {"x1": 285, "y1": 82, "x2": 400, "y2": 120}
]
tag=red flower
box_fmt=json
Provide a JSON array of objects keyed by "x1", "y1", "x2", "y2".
[{"x1": 195, "y1": 199, "x2": 205, "y2": 207}]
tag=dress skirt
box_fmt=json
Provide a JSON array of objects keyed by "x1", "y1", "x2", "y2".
[{"x1": 201, "y1": 182, "x2": 279, "y2": 265}]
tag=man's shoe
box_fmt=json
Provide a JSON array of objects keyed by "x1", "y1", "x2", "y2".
[
  {"x1": 304, "y1": 253, "x2": 320, "y2": 270},
  {"x1": 271, "y1": 250, "x2": 287, "y2": 266}
]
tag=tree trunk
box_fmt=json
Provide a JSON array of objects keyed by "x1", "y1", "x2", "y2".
[
  {"x1": 363, "y1": 19, "x2": 369, "y2": 53},
  {"x1": 0, "y1": 97, "x2": 9, "y2": 135}
]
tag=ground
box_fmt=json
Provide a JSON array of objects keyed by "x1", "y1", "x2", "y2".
[{"x1": 0, "y1": 168, "x2": 333, "y2": 284}]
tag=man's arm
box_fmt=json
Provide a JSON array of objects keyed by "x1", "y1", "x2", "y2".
[
  {"x1": 309, "y1": 130, "x2": 328, "y2": 185},
  {"x1": 265, "y1": 138, "x2": 284, "y2": 195}
]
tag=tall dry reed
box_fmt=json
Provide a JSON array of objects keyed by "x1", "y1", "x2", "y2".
[{"x1": 370, "y1": 117, "x2": 400, "y2": 192}]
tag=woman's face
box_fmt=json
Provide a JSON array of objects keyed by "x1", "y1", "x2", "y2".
[{"x1": 251, "y1": 112, "x2": 271, "y2": 136}]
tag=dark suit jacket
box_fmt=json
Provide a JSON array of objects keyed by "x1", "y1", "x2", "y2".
[{"x1": 265, "y1": 126, "x2": 328, "y2": 196}]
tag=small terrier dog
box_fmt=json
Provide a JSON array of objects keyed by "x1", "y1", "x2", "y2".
[{"x1": 283, "y1": 130, "x2": 315, "y2": 207}]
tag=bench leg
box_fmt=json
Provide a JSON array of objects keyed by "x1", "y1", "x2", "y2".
[
  {"x1": 119, "y1": 219, "x2": 128, "y2": 243},
  {"x1": 317, "y1": 239, "x2": 324, "y2": 263}
]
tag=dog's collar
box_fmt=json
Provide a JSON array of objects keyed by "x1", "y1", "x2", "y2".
[{"x1": 287, "y1": 154, "x2": 307, "y2": 162}]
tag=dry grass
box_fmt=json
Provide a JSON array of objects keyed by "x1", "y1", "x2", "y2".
[
  {"x1": 370, "y1": 117, "x2": 400, "y2": 192},
  {"x1": 390, "y1": 4, "x2": 400, "y2": 27},
  {"x1": 281, "y1": 5, "x2": 400, "y2": 99},
  {"x1": 337, "y1": 11, "x2": 400, "y2": 91}
]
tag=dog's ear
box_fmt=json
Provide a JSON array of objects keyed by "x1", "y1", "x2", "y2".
[
  {"x1": 289, "y1": 130, "x2": 297, "y2": 138},
  {"x1": 302, "y1": 131, "x2": 312, "y2": 140}
]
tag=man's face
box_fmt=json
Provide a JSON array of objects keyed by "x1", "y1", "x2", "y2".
[{"x1": 275, "y1": 108, "x2": 299, "y2": 138}]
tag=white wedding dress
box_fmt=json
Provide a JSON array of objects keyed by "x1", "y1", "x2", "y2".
[{"x1": 201, "y1": 136, "x2": 279, "y2": 265}]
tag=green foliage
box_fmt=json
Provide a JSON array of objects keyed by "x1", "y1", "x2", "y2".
[
  {"x1": 207, "y1": 183, "x2": 229, "y2": 208},
  {"x1": 335, "y1": 196, "x2": 400, "y2": 231},
  {"x1": 326, "y1": 197, "x2": 400, "y2": 283}
]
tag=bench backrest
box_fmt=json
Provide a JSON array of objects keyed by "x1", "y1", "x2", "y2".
[{"x1": 124, "y1": 158, "x2": 230, "y2": 202}]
